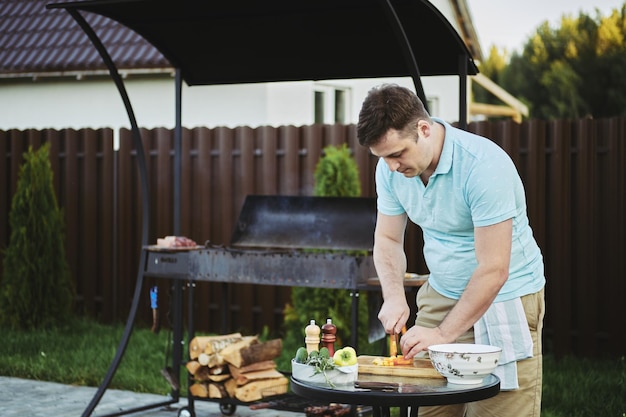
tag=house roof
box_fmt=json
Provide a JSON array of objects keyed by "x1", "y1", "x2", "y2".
[
  {"x1": 448, "y1": 0, "x2": 484, "y2": 62},
  {"x1": 0, "y1": 0, "x2": 168, "y2": 78},
  {"x1": 2, "y1": 0, "x2": 478, "y2": 84}
]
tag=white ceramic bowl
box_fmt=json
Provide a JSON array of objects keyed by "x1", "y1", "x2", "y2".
[
  {"x1": 291, "y1": 360, "x2": 358, "y2": 386},
  {"x1": 428, "y1": 343, "x2": 502, "y2": 385}
]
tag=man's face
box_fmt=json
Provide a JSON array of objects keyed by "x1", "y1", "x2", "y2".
[{"x1": 369, "y1": 127, "x2": 431, "y2": 178}]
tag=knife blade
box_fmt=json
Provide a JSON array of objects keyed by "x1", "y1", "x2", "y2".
[{"x1": 354, "y1": 380, "x2": 436, "y2": 393}]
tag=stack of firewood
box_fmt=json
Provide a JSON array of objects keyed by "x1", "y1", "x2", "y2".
[{"x1": 186, "y1": 333, "x2": 288, "y2": 403}]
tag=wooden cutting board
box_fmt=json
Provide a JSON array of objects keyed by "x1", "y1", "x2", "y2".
[{"x1": 357, "y1": 355, "x2": 443, "y2": 379}]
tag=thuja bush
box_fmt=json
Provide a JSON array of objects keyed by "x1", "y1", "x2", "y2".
[
  {"x1": 0, "y1": 143, "x2": 74, "y2": 329},
  {"x1": 312, "y1": 143, "x2": 361, "y2": 197},
  {"x1": 278, "y1": 144, "x2": 380, "y2": 369}
]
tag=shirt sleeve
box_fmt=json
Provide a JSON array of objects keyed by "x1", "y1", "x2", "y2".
[
  {"x1": 466, "y1": 147, "x2": 520, "y2": 227},
  {"x1": 375, "y1": 158, "x2": 406, "y2": 216}
]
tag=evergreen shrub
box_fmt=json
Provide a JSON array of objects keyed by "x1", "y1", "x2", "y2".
[{"x1": 0, "y1": 143, "x2": 74, "y2": 329}]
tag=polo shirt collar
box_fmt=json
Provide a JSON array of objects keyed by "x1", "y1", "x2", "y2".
[{"x1": 431, "y1": 117, "x2": 454, "y2": 177}]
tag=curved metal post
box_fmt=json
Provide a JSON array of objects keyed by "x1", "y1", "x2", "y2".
[
  {"x1": 378, "y1": 0, "x2": 429, "y2": 113},
  {"x1": 174, "y1": 69, "x2": 182, "y2": 235},
  {"x1": 458, "y1": 54, "x2": 469, "y2": 129},
  {"x1": 63, "y1": 9, "x2": 172, "y2": 417},
  {"x1": 171, "y1": 70, "x2": 184, "y2": 395}
]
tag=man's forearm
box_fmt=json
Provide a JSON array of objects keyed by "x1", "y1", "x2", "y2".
[
  {"x1": 373, "y1": 239, "x2": 408, "y2": 301},
  {"x1": 437, "y1": 265, "x2": 507, "y2": 342}
]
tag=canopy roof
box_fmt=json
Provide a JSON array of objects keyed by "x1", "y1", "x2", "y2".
[{"x1": 48, "y1": 0, "x2": 478, "y2": 86}]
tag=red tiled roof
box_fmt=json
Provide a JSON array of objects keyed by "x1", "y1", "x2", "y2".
[{"x1": 0, "y1": 0, "x2": 171, "y2": 77}]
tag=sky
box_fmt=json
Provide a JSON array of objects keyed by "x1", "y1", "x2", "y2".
[{"x1": 467, "y1": 0, "x2": 625, "y2": 54}]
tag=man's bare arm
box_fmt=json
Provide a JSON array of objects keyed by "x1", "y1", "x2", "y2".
[
  {"x1": 373, "y1": 212, "x2": 411, "y2": 334},
  {"x1": 400, "y1": 219, "x2": 513, "y2": 357}
]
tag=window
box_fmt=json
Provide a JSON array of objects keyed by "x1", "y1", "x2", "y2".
[
  {"x1": 314, "y1": 91, "x2": 325, "y2": 124},
  {"x1": 426, "y1": 96, "x2": 439, "y2": 118},
  {"x1": 314, "y1": 85, "x2": 350, "y2": 124}
]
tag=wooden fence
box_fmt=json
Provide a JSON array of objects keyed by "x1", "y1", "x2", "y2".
[{"x1": 1, "y1": 118, "x2": 625, "y2": 358}]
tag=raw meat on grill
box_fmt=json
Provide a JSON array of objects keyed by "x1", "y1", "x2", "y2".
[{"x1": 156, "y1": 235, "x2": 197, "y2": 248}]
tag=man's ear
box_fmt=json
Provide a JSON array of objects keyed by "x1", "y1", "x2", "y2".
[{"x1": 417, "y1": 119, "x2": 431, "y2": 137}]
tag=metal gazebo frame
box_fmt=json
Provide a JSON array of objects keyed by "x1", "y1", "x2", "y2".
[{"x1": 45, "y1": 1, "x2": 478, "y2": 415}]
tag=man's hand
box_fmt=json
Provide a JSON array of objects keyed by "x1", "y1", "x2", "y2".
[
  {"x1": 377, "y1": 294, "x2": 410, "y2": 335},
  {"x1": 398, "y1": 325, "x2": 448, "y2": 359}
]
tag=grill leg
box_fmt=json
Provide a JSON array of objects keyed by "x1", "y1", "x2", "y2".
[{"x1": 350, "y1": 290, "x2": 359, "y2": 350}]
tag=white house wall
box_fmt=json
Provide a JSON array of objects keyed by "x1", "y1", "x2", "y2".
[
  {"x1": 0, "y1": 75, "x2": 463, "y2": 136},
  {"x1": 1, "y1": 0, "x2": 468, "y2": 134}
]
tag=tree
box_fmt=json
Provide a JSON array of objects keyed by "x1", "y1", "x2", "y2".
[
  {"x1": 0, "y1": 143, "x2": 74, "y2": 329},
  {"x1": 472, "y1": 45, "x2": 510, "y2": 106},
  {"x1": 490, "y1": 4, "x2": 626, "y2": 119}
]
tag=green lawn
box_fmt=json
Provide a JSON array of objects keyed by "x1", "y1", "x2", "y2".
[{"x1": 1, "y1": 317, "x2": 624, "y2": 416}]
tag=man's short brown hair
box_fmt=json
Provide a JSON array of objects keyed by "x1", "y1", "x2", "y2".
[{"x1": 357, "y1": 84, "x2": 430, "y2": 147}]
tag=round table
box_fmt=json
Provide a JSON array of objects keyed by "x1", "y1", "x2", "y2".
[{"x1": 290, "y1": 374, "x2": 500, "y2": 417}]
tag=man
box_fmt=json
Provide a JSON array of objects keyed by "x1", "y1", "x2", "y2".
[{"x1": 357, "y1": 84, "x2": 545, "y2": 417}]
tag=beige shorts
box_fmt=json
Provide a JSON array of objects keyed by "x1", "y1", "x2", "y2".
[{"x1": 415, "y1": 281, "x2": 545, "y2": 417}]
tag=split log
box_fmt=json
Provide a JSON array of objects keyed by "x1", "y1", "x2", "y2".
[
  {"x1": 222, "y1": 338, "x2": 282, "y2": 368},
  {"x1": 193, "y1": 366, "x2": 212, "y2": 382},
  {"x1": 189, "y1": 382, "x2": 208, "y2": 398},
  {"x1": 186, "y1": 360, "x2": 201, "y2": 375},
  {"x1": 190, "y1": 363, "x2": 231, "y2": 381},
  {"x1": 233, "y1": 368, "x2": 284, "y2": 385},
  {"x1": 228, "y1": 360, "x2": 276, "y2": 379},
  {"x1": 208, "y1": 382, "x2": 229, "y2": 399},
  {"x1": 189, "y1": 333, "x2": 242, "y2": 359},
  {"x1": 198, "y1": 353, "x2": 209, "y2": 366},
  {"x1": 208, "y1": 364, "x2": 229, "y2": 375},
  {"x1": 220, "y1": 336, "x2": 259, "y2": 367},
  {"x1": 224, "y1": 378, "x2": 238, "y2": 397},
  {"x1": 208, "y1": 374, "x2": 231, "y2": 382},
  {"x1": 234, "y1": 376, "x2": 289, "y2": 402},
  {"x1": 198, "y1": 352, "x2": 224, "y2": 368},
  {"x1": 205, "y1": 333, "x2": 243, "y2": 354}
]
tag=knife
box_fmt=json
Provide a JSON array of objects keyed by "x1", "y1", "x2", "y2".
[{"x1": 354, "y1": 380, "x2": 436, "y2": 393}]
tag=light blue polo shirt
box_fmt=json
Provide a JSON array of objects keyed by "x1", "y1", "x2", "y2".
[{"x1": 376, "y1": 118, "x2": 545, "y2": 302}]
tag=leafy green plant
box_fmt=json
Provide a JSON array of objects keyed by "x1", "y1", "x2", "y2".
[
  {"x1": 301, "y1": 347, "x2": 338, "y2": 387},
  {"x1": 0, "y1": 143, "x2": 74, "y2": 329},
  {"x1": 312, "y1": 143, "x2": 361, "y2": 197}
]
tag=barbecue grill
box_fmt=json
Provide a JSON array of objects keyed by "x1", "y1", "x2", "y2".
[
  {"x1": 145, "y1": 195, "x2": 377, "y2": 290},
  {"x1": 144, "y1": 195, "x2": 377, "y2": 417},
  {"x1": 145, "y1": 195, "x2": 378, "y2": 345}
]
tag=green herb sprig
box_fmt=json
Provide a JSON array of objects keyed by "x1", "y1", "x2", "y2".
[{"x1": 305, "y1": 348, "x2": 337, "y2": 387}]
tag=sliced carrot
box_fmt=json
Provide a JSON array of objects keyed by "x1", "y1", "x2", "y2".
[{"x1": 392, "y1": 356, "x2": 414, "y2": 366}]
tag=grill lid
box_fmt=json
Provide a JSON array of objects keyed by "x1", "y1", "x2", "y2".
[{"x1": 230, "y1": 195, "x2": 376, "y2": 251}]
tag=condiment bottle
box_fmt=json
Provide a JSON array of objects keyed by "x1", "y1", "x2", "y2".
[
  {"x1": 321, "y1": 318, "x2": 337, "y2": 356},
  {"x1": 305, "y1": 319, "x2": 321, "y2": 354}
]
